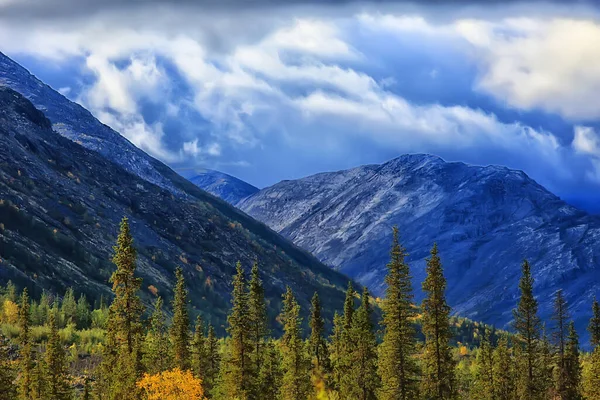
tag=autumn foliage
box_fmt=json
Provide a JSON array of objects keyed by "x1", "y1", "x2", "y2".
[{"x1": 137, "y1": 368, "x2": 205, "y2": 400}]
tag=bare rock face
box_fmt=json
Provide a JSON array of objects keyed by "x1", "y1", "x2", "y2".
[
  {"x1": 239, "y1": 154, "x2": 600, "y2": 340},
  {"x1": 0, "y1": 53, "x2": 352, "y2": 332}
]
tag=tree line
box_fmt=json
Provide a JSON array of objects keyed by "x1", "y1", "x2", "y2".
[{"x1": 1, "y1": 219, "x2": 600, "y2": 399}]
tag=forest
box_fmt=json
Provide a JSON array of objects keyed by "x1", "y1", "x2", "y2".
[{"x1": 1, "y1": 218, "x2": 600, "y2": 400}]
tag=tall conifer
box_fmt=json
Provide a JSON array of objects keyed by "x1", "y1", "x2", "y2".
[
  {"x1": 17, "y1": 288, "x2": 33, "y2": 400},
  {"x1": 248, "y1": 262, "x2": 268, "y2": 379},
  {"x1": 513, "y1": 260, "x2": 543, "y2": 400},
  {"x1": 493, "y1": 335, "x2": 516, "y2": 400},
  {"x1": 204, "y1": 324, "x2": 220, "y2": 396},
  {"x1": 142, "y1": 297, "x2": 169, "y2": 374},
  {"x1": 378, "y1": 227, "x2": 419, "y2": 400},
  {"x1": 44, "y1": 312, "x2": 71, "y2": 400},
  {"x1": 170, "y1": 267, "x2": 191, "y2": 370},
  {"x1": 191, "y1": 315, "x2": 207, "y2": 380},
  {"x1": 589, "y1": 298, "x2": 600, "y2": 348},
  {"x1": 474, "y1": 329, "x2": 495, "y2": 400},
  {"x1": 564, "y1": 321, "x2": 582, "y2": 400},
  {"x1": 552, "y1": 290, "x2": 569, "y2": 398},
  {"x1": 309, "y1": 292, "x2": 330, "y2": 374},
  {"x1": 280, "y1": 286, "x2": 311, "y2": 400},
  {"x1": 421, "y1": 243, "x2": 457, "y2": 400}
]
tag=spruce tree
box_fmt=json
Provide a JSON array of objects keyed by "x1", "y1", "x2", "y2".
[
  {"x1": 280, "y1": 286, "x2": 311, "y2": 400},
  {"x1": 30, "y1": 353, "x2": 46, "y2": 400},
  {"x1": 309, "y1": 292, "x2": 330, "y2": 375},
  {"x1": 170, "y1": 267, "x2": 191, "y2": 370},
  {"x1": 378, "y1": 227, "x2": 419, "y2": 400},
  {"x1": 583, "y1": 347, "x2": 600, "y2": 400},
  {"x1": 348, "y1": 287, "x2": 379, "y2": 400},
  {"x1": 44, "y1": 312, "x2": 71, "y2": 400},
  {"x1": 76, "y1": 294, "x2": 91, "y2": 330},
  {"x1": 474, "y1": 329, "x2": 495, "y2": 400},
  {"x1": 493, "y1": 335, "x2": 516, "y2": 400},
  {"x1": 98, "y1": 217, "x2": 144, "y2": 400},
  {"x1": 539, "y1": 328, "x2": 554, "y2": 399},
  {"x1": 421, "y1": 243, "x2": 457, "y2": 400},
  {"x1": 204, "y1": 324, "x2": 220, "y2": 396},
  {"x1": 589, "y1": 298, "x2": 600, "y2": 348},
  {"x1": 257, "y1": 341, "x2": 282, "y2": 400},
  {"x1": 191, "y1": 315, "x2": 207, "y2": 380},
  {"x1": 61, "y1": 288, "x2": 77, "y2": 326},
  {"x1": 329, "y1": 311, "x2": 344, "y2": 391},
  {"x1": 552, "y1": 290, "x2": 569, "y2": 398},
  {"x1": 513, "y1": 260, "x2": 543, "y2": 400},
  {"x1": 248, "y1": 262, "x2": 269, "y2": 383},
  {"x1": 220, "y1": 262, "x2": 253, "y2": 399},
  {"x1": 564, "y1": 321, "x2": 582, "y2": 400},
  {"x1": 142, "y1": 297, "x2": 169, "y2": 374},
  {"x1": 338, "y1": 282, "x2": 357, "y2": 397},
  {"x1": 18, "y1": 288, "x2": 33, "y2": 400}
]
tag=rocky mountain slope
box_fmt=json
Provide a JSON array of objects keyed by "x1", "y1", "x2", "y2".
[
  {"x1": 0, "y1": 54, "x2": 354, "y2": 331},
  {"x1": 238, "y1": 154, "x2": 600, "y2": 336},
  {"x1": 187, "y1": 169, "x2": 259, "y2": 204}
]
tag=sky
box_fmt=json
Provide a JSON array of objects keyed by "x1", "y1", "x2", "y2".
[{"x1": 2, "y1": 0, "x2": 600, "y2": 212}]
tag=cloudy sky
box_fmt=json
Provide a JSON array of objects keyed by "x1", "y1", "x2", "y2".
[{"x1": 2, "y1": 0, "x2": 600, "y2": 211}]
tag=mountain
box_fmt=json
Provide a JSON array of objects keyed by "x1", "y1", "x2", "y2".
[
  {"x1": 238, "y1": 154, "x2": 600, "y2": 337},
  {"x1": 0, "y1": 52, "x2": 353, "y2": 331},
  {"x1": 186, "y1": 169, "x2": 259, "y2": 204}
]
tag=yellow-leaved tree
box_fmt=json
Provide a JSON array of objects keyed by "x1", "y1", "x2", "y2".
[{"x1": 137, "y1": 368, "x2": 205, "y2": 400}]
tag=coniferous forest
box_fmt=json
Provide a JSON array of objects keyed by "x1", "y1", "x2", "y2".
[{"x1": 1, "y1": 219, "x2": 600, "y2": 400}]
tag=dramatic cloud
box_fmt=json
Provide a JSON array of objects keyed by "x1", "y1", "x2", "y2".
[{"x1": 2, "y1": 0, "x2": 600, "y2": 210}]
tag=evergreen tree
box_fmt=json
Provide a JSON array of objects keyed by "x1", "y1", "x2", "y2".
[
  {"x1": 513, "y1": 260, "x2": 543, "y2": 400},
  {"x1": 248, "y1": 261, "x2": 269, "y2": 396},
  {"x1": 44, "y1": 312, "x2": 71, "y2": 400},
  {"x1": 18, "y1": 288, "x2": 34, "y2": 400},
  {"x1": 257, "y1": 341, "x2": 282, "y2": 400},
  {"x1": 347, "y1": 287, "x2": 379, "y2": 400},
  {"x1": 30, "y1": 353, "x2": 46, "y2": 400},
  {"x1": 378, "y1": 227, "x2": 419, "y2": 400},
  {"x1": 170, "y1": 267, "x2": 191, "y2": 370},
  {"x1": 329, "y1": 311, "x2": 344, "y2": 391},
  {"x1": 204, "y1": 324, "x2": 220, "y2": 396},
  {"x1": 539, "y1": 328, "x2": 554, "y2": 400},
  {"x1": 552, "y1": 290, "x2": 569, "y2": 398},
  {"x1": 589, "y1": 298, "x2": 600, "y2": 348},
  {"x1": 564, "y1": 321, "x2": 582, "y2": 400},
  {"x1": 219, "y1": 262, "x2": 253, "y2": 399},
  {"x1": 493, "y1": 335, "x2": 516, "y2": 400},
  {"x1": 309, "y1": 292, "x2": 330, "y2": 375},
  {"x1": 76, "y1": 294, "x2": 91, "y2": 330},
  {"x1": 142, "y1": 297, "x2": 169, "y2": 374},
  {"x1": 36, "y1": 291, "x2": 50, "y2": 326},
  {"x1": 474, "y1": 329, "x2": 495, "y2": 400},
  {"x1": 338, "y1": 282, "x2": 357, "y2": 397},
  {"x1": 61, "y1": 288, "x2": 77, "y2": 326},
  {"x1": 421, "y1": 243, "x2": 457, "y2": 400},
  {"x1": 191, "y1": 315, "x2": 207, "y2": 380},
  {"x1": 280, "y1": 286, "x2": 311, "y2": 400},
  {"x1": 97, "y1": 217, "x2": 144, "y2": 400},
  {"x1": 0, "y1": 334, "x2": 17, "y2": 400}
]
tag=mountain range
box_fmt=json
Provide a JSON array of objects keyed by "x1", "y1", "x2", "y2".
[
  {"x1": 227, "y1": 154, "x2": 598, "y2": 339},
  {"x1": 0, "y1": 51, "x2": 352, "y2": 331},
  {"x1": 185, "y1": 169, "x2": 259, "y2": 204}
]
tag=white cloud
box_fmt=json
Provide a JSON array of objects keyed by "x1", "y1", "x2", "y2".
[{"x1": 573, "y1": 126, "x2": 600, "y2": 156}]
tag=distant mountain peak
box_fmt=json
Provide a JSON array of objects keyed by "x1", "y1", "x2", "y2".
[{"x1": 186, "y1": 169, "x2": 259, "y2": 204}]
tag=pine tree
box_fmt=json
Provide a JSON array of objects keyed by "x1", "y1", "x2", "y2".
[
  {"x1": 378, "y1": 227, "x2": 419, "y2": 400},
  {"x1": 44, "y1": 312, "x2": 71, "y2": 400},
  {"x1": 98, "y1": 217, "x2": 144, "y2": 400},
  {"x1": 564, "y1": 321, "x2": 582, "y2": 400},
  {"x1": 493, "y1": 335, "x2": 516, "y2": 400},
  {"x1": 280, "y1": 286, "x2": 311, "y2": 400},
  {"x1": 347, "y1": 287, "x2": 379, "y2": 400},
  {"x1": 170, "y1": 267, "x2": 191, "y2": 370},
  {"x1": 338, "y1": 282, "x2": 357, "y2": 397},
  {"x1": 76, "y1": 294, "x2": 91, "y2": 330},
  {"x1": 552, "y1": 290, "x2": 569, "y2": 398},
  {"x1": 18, "y1": 288, "x2": 34, "y2": 400},
  {"x1": 421, "y1": 243, "x2": 457, "y2": 400},
  {"x1": 191, "y1": 315, "x2": 207, "y2": 380},
  {"x1": 0, "y1": 333, "x2": 17, "y2": 400},
  {"x1": 61, "y1": 288, "x2": 77, "y2": 326},
  {"x1": 30, "y1": 353, "x2": 46, "y2": 400},
  {"x1": 204, "y1": 324, "x2": 220, "y2": 396},
  {"x1": 329, "y1": 311, "x2": 344, "y2": 392},
  {"x1": 219, "y1": 262, "x2": 253, "y2": 399},
  {"x1": 474, "y1": 329, "x2": 495, "y2": 400},
  {"x1": 142, "y1": 297, "x2": 169, "y2": 374},
  {"x1": 589, "y1": 298, "x2": 600, "y2": 348},
  {"x1": 248, "y1": 261, "x2": 269, "y2": 396},
  {"x1": 513, "y1": 260, "x2": 543, "y2": 400},
  {"x1": 539, "y1": 328, "x2": 554, "y2": 399},
  {"x1": 257, "y1": 341, "x2": 282, "y2": 400},
  {"x1": 309, "y1": 292, "x2": 330, "y2": 376}
]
